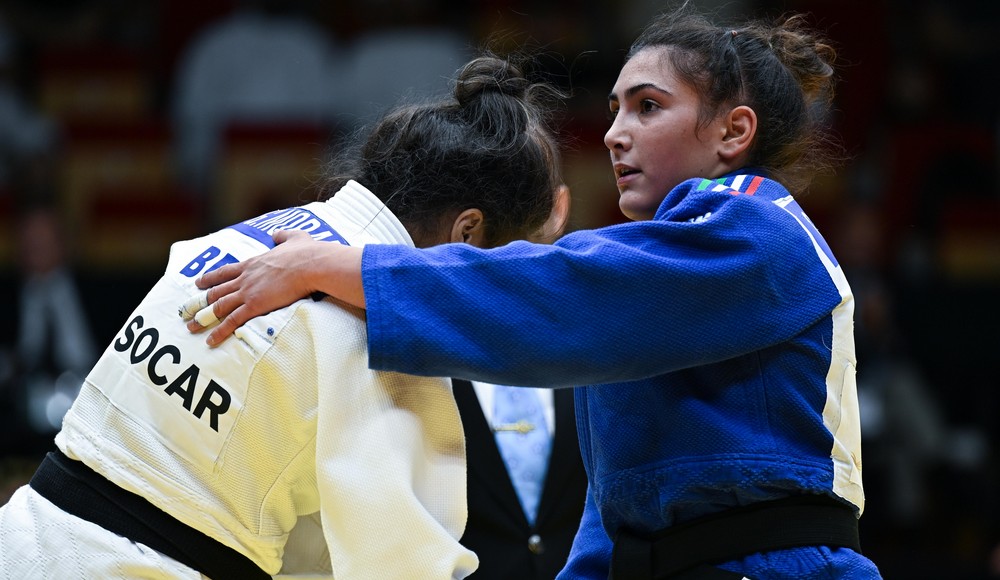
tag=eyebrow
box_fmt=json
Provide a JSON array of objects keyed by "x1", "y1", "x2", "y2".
[{"x1": 608, "y1": 82, "x2": 671, "y2": 103}]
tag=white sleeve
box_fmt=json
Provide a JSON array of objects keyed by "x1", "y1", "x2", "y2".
[{"x1": 311, "y1": 302, "x2": 479, "y2": 580}]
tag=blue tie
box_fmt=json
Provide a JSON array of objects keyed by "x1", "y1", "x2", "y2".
[{"x1": 492, "y1": 385, "x2": 552, "y2": 525}]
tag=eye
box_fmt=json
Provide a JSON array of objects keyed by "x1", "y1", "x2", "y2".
[
  {"x1": 607, "y1": 104, "x2": 619, "y2": 121},
  {"x1": 639, "y1": 99, "x2": 660, "y2": 114}
]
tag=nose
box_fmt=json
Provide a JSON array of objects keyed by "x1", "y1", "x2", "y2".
[{"x1": 604, "y1": 115, "x2": 629, "y2": 152}]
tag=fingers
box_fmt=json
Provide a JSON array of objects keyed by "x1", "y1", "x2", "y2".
[
  {"x1": 273, "y1": 229, "x2": 310, "y2": 245},
  {"x1": 196, "y1": 260, "x2": 245, "y2": 290},
  {"x1": 272, "y1": 229, "x2": 293, "y2": 244},
  {"x1": 178, "y1": 292, "x2": 209, "y2": 321},
  {"x1": 184, "y1": 301, "x2": 222, "y2": 336},
  {"x1": 194, "y1": 303, "x2": 220, "y2": 327},
  {"x1": 184, "y1": 232, "x2": 313, "y2": 345},
  {"x1": 182, "y1": 279, "x2": 244, "y2": 344},
  {"x1": 184, "y1": 296, "x2": 238, "y2": 346},
  {"x1": 206, "y1": 305, "x2": 249, "y2": 347}
]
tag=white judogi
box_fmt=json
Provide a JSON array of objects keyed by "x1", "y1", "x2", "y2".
[{"x1": 0, "y1": 181, "x2": 478, "y2": 579}]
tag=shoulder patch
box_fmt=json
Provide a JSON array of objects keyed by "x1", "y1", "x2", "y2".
[{"x1": 697, "y1": 174, "x2": 764, "y2": 196}]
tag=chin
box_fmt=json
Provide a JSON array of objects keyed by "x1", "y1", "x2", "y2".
[
  {"x1": 617, "y1": 204, "x2": 647, "y2": 222},
  {"x1": 618, "y1": 198, "x2": 653, "y2": 222}
]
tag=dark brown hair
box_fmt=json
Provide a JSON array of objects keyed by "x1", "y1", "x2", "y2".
[
  {"x1": 627, "y1": 5, "x2": 840, "y2": 191},
  {"x1": 323, "y1": 53, "x2": 565, "y2": 247}
]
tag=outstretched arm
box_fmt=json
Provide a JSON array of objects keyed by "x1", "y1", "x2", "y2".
[
  {"x1": 556, "y1": 485, "x2": 612, "y2": 579},
  {"x1": 184, "y1": 229, "x2": 365, "y2": 346}
]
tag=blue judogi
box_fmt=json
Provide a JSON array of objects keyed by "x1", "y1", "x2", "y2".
[{"x1": 360, "y1": 169, "x2": 881, "y2": 579}]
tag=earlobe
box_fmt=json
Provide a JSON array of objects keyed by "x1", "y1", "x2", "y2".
[{"x1": 720, "y1": 105, "x2": 757, "y2": 162}]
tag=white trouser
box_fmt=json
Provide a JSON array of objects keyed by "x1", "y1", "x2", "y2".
[{"x1": 0, "y1": 486, "x2": 206, "y2": 580}]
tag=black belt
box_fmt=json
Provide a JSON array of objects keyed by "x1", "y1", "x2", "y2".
[
  {"x1": 610, "y1": 495, "x2": 862, "y2": 580},
  {"x1": 29, "y1": 449, "x2": 269, "y2": 580}
]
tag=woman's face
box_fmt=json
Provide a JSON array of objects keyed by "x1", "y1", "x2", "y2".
[{"x1": 605, "y1": 47, "x2": 727, "y2": 221}]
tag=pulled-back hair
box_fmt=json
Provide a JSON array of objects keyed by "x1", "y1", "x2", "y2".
[
  {"x1": 628, "y1": 5, "x2": 839, "y2": 191},
  {"x1": 322, "y1": 53, "x2": 565, "y2": 247}
]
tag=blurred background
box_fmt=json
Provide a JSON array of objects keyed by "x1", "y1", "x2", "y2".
[{"x1": 0, "y1": 0, "x2": 996, "y2": 577}]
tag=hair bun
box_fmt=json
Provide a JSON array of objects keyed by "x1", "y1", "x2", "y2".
[{"x1": 453, "y1": 55, "x2": 530, "y2": 106}]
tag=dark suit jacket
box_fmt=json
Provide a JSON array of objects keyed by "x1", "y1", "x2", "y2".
[{"x1": 453, "y1": 379, "x2": 588, "y2": 580}]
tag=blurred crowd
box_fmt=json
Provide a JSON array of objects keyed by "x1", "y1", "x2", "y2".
[{"x1": 0, "y1": 0, "x2": 996, "y2": 577}]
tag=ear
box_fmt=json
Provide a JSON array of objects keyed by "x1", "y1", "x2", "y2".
[
  {"x1": 718, "y1": 105, "x2": 757, "y2": 163},
  {"x1": 449, "y1": 208, "x2": 486, "y2": 246}
]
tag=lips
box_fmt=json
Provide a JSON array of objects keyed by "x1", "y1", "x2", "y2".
[
  {"x1": 614, "y1": 163, "x2": 640, "y2": 186},
  {"x1": 613, "y1": 162, "x2": 639, "y2": 177}
]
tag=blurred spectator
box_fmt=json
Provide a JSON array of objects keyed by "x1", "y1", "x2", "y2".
[
  {"x1": 840, "y1": 203, "x2": 951, "y2": 524},
  {"x1": 835, "y1": 200, "x2": 990, "y2": 577},
  {"x1": 2, "y1": 204, "x2": 96, "y2": 455},
  {"x1": 0, "y1": 14, "x2": 58, "y2": 198},
  {"x1": 339, "y1": 0, "x2": 473, "y2": 129},
  {"x1": 170, "y1": 0, "x2": 343, "y2": 195}
]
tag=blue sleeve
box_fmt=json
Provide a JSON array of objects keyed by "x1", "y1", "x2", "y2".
[
  {"x1": 362, "y1": 178, "x2": 841, "y2": 386},
  {"x1": 556, "y1": 485, "x2": 612, "y2": 580}
]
